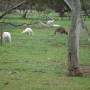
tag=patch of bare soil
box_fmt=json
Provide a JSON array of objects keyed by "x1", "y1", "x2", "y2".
[{"x1": 81, "y1": 65, "x2": 90, "y2": 75}]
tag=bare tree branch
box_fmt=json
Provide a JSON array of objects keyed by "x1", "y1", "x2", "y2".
[
  {"x1": 0, "y1": 0, "x2": 26, "y2": 19},
  {"x1": 0, "y1": 21, "x2": 31, "y2": 27},
  {"x1": 64, "y1": 0, "x2": 72, "y2": 10}
]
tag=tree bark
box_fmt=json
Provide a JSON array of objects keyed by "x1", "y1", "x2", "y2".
[{"x1": 68, "y1": 0, "x2": 83, "y2": 76}]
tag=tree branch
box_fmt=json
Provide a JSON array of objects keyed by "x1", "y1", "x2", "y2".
[
  {"x1": 64, "y1": 0, "x2": 72, "y2": 10},
  {"x1": 0, "y1": 0, "x2": 26, "y2": 19},
  {"x1": 0, "y1": 21, "x2": 31, "y2": 27}
]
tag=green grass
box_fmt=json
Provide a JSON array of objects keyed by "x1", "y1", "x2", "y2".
[{"x1": 0, "y1": 14, "x2": 90, "y2": 90}]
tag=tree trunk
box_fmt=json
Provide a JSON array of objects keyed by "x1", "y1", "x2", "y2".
[
  {"x1": 22, "y1": 10, "x2": 28, "y2": 19},
  {"x1": 68, "y1": 0, "x2": 83, "y2": 76},
  {"x1": 0, "y1": 24, "x2": 3, "y2": 45}
]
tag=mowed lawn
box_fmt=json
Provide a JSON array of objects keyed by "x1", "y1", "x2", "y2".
[{"x1": 0, "y1": 17, "x2": 90, "y2": 90}]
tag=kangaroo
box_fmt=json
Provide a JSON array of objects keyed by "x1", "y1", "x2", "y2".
[{"x1": 54, "y1": 27, "x2": 68, "y2": 35}]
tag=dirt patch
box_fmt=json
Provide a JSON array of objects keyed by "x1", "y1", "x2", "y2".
[
  {"x1": 81, "y1": 65, "x2": 90, "y2": 75},
  {"x1": 80, "y1": 44, "x2": 90, "y2": 48}
]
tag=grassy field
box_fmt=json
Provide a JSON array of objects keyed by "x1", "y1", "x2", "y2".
[{"x1": 0, "y1": 13, "x2": 90, "y2": 90}]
